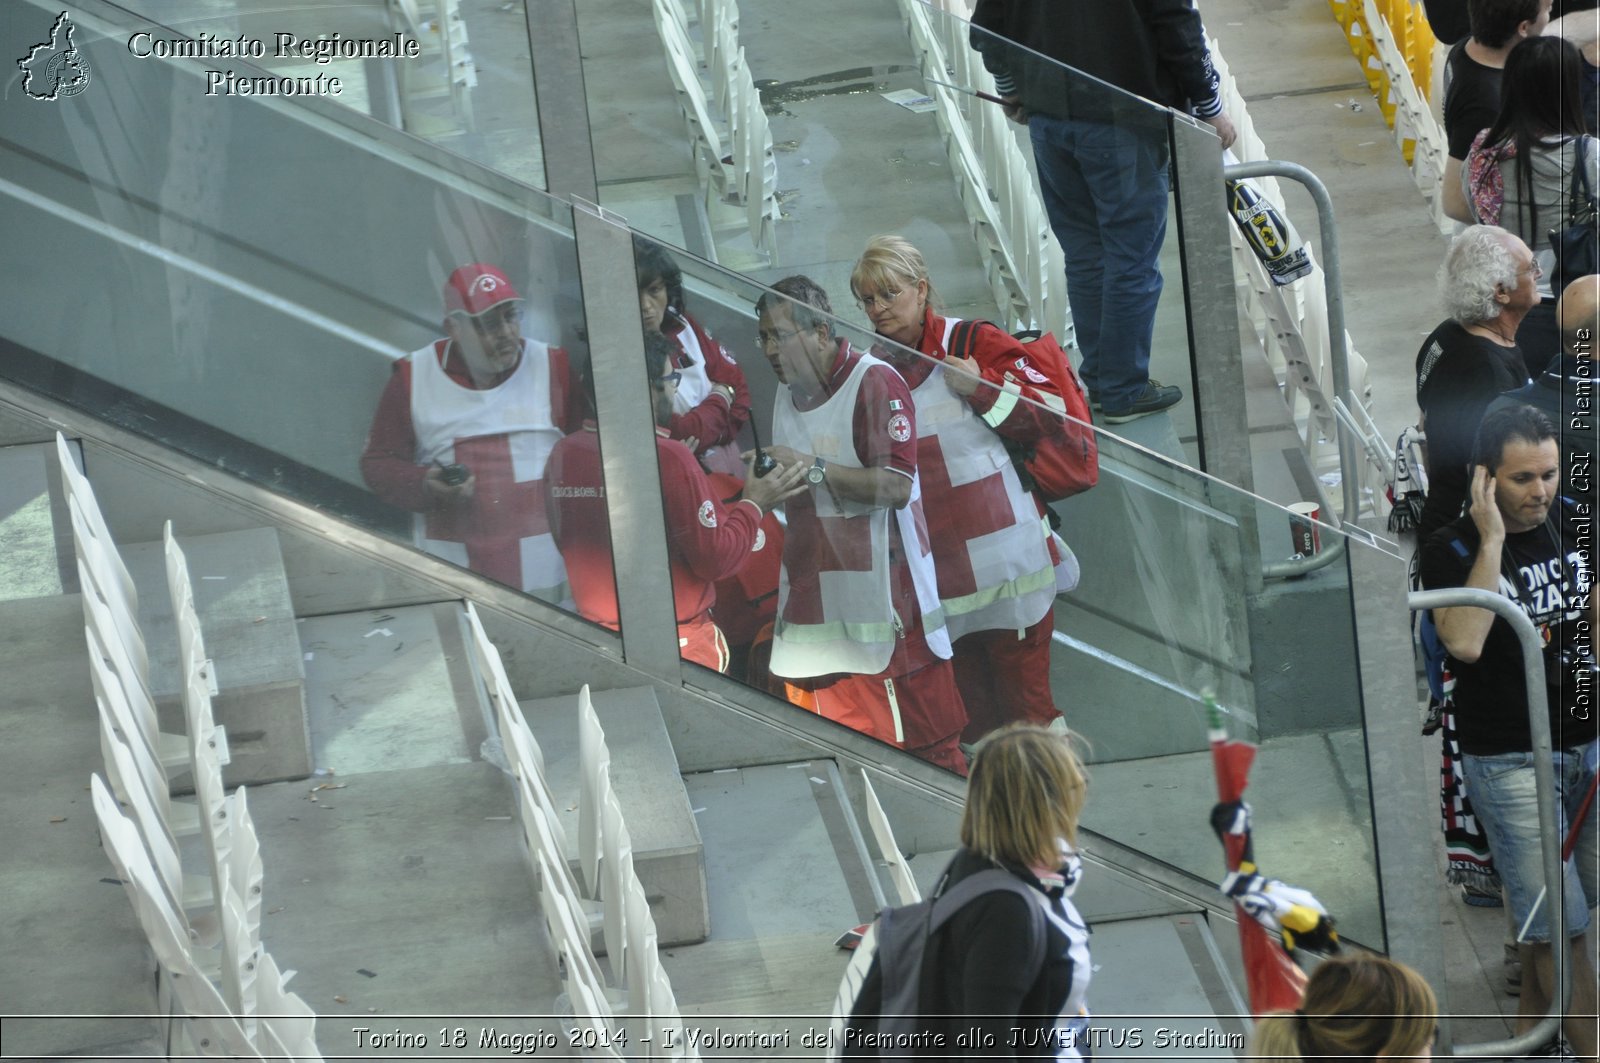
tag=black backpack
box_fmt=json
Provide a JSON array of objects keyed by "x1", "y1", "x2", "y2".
[{"x1": 840, "y1": 869, "x2": 1047, "y2": 1057}]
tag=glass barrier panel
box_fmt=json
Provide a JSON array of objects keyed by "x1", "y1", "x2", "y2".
[
  {"x1": 628, "y1": 233, "x2": 1398, "y2": 947},
  {"x1": 0, "y1": 0, "x2": 611, "y2": 626},
  {"x1": 0, "y1": 0, "x2": 1402, "y2": 952},
  {"x1": 577, "y1": 0, "x2": 1207, "y2": 468}
]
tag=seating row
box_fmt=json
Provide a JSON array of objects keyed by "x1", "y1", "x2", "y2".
[
  {"x1": 652, "y1": 0, "x2": 779, "y2": 259},
  {"x1": 464, "y1": 604, "x2": 700, "y2": 1059},
  {"x1": 57, "y1": 433, "x2": 322, "y2": 1061},
  {"x1": 1354, "y1": 0, "x2": 1452, "y2": 232}
]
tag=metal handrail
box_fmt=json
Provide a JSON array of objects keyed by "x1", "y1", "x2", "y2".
[
  {"x1": 1224, "y1": 161, "x2": 1361, "y2": 581},
  {"x1": 1407, "y1": 589, "x2": 1570, "y2": 1058}
]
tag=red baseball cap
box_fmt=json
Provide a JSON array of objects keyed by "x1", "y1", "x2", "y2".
[{"x1": 443, "y1": 263, "x2": 522, "y2": 316}]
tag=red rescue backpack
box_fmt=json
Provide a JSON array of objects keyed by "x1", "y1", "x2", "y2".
[{"x1": 947, "y1": 320, "x2": 1099, "y2": 503}]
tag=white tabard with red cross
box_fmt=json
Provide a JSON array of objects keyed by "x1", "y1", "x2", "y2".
[
  {"x1": 768, "y1": 351, "x2": 948, "y2": 679},
  {"x1": 408, "y1": 338, "x2": 569, "y2": 602},
  {"x1": 912, "y1": 321, "x2": 1056, "y2": 640}
]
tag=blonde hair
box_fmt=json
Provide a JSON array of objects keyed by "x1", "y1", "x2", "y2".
[
  {"x1": 850, "y1": 234, "x2": 943, "y2": 311},
  {"x1": 960, "y1": 724, "x2": 1088, "y2": 868},
  {"x1": 1249, "y1": 953, "x2": 1438, "y2": 1062}
]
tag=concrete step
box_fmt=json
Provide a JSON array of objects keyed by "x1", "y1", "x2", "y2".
[
  {"x1": 0, "y1": 594, "x2": 160, "y2": 1057},
  {"x1": 644, "y1": 759, "x2": 884, "y2": 1041},
  {"x1": 0, "y1": 440, "x2": 74, "y2": 603},
  {"x1": 1088, "y1": 915, "x2": 1250, "y2": 1057},
  {"x1": 524, "y1": 686, "x2": 711, "y2": 948},
  {"x1": 248, "y1": 760, "x2": 564, "y2": 1017},
  {"x1": 298, "y1": 602, "x2": 488, "y2": 777},
  {"x1": 121, "y1": 527, "x2": 310, "y2": 787}
]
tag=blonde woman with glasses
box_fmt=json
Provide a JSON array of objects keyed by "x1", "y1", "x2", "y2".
[{"x1": 851, "y1": 235, "x2": 1071, "y2": 745}]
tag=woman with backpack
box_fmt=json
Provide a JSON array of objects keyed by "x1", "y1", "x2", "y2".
[
  {"x1": 843, "y1": 724, "x2": 1093, "y2": 1059},
  {"x1": 1464, "y1": 35, "x2": 1599, "y2": 373},
  {"x1": 850, "y1": 236, "x2": 1082, "y2": 744}
]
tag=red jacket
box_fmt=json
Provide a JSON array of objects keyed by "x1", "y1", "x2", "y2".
[
  {"x1": 663, "y1": 310, "x2": 752, "y2": 454},
  {"x1": 874, "y1": 308, "x2": 1065, "y2": 444},
  {"x1": 545, "y1": 424, "x2": 764, "y2": 627}
]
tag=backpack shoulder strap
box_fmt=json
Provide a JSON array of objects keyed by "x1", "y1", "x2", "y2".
[
  {"x1": 947, "y1": 319, "x2": 984, "y2": 362},
  {"x1": 927, "y1": 869, "x2": 1049, "y2": 978}
]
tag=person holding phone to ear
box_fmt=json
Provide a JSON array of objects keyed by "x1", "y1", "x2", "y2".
[{"x1": 1419, "y1": 404, "x2": 1598, "y2": 1062}]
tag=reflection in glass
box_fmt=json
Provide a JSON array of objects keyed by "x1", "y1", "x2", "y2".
[
  {"x1": 633, "y1": 238, "x2": 754, "y2": 479},
  {"x1": 627, "y1": 239, "x2": 798, "y2": 679},
  {"x1": 546, "y1": 331, "x2": 798, "y2": 674},
  {"x1": 850, "y1": 236, "x2": 1066, "y2": 745},
  {"x1": 359, "y1": 263, "x2": 583, "y2": 603},
  {"x1": 754, "y1": 276, "x2": 970, "y2": 775}
]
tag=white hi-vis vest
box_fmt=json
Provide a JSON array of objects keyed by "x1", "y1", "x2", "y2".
[
  {"x1": 408, "y1": 339, "x2": 568, "y2": 601},
  {"x1": 769, "y1": 350, "x2": 949, "y2": 679},
  {"x1": 910, "y1": 319, "x2": 1056, "y2": 639}
]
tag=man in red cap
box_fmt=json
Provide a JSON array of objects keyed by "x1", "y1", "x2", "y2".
[{"x1": 361, "y1": 263, "x2": 584, "y2": 601}]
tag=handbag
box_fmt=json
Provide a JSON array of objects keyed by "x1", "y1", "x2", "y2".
[{"x1": 1548, "y1": 136, "x2": 1599, "y2": 294}]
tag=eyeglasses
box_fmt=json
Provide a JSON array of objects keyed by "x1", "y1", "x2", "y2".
[
  {"x1": 1518, "y1": 260, "x2": 1544, "y2": 279},
  {"x1": 468, "y1": 306, "x2": 524, "y2": 334},
  {"x1": 855, "y1": 288, "x2": 903, "y2": 311},
  {"x1": 757, "y1": 326, "x2": 803, "y2": 349},
  {"x1": 650, "y1": 370, "x2": 683, "y2": 388}
]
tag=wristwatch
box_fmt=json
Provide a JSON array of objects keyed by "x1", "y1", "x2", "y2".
[{"x1": 806, "y1": 456, "x2": 828, "y2": 486}]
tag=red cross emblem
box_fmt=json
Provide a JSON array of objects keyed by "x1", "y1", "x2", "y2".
[
  {"x1": 424, "y1": 434, "x2": 551, "y2": 587},
  {"x1": 915, "y1": 436, "x2": 1019, "y2": 598}
]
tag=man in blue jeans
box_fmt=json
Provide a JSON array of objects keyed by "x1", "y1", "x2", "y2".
[
  {"x1": 970, "y1": 0, "x2": 1236, "y2": 424},
  {"x1": 1420, "y1": 405, "x2": 1598, "y2": 1061}
]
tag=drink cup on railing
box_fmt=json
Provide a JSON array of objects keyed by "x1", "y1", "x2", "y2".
[{"x1": 1288, "y1": 502, "x2": 1321, "y2": 557}]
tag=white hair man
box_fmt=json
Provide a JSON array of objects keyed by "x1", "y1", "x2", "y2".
[{"x1": 1414, "y1": 225, "x2": 1539, "y2": 541}]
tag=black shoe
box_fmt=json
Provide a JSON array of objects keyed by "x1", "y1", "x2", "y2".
[
  {"x1": 1101, "y1": 380, "x2": 1182, "y2": 424},
  {"x1": 1086, "y1": 390, "x2": 1102, "y2": 411}
]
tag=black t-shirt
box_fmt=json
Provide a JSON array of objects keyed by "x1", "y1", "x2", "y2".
[
  {"x1": 1443, "y1": 40, "x2": 1502, "y2": 160},
  {"x1": 1415, "y1": 321, "x2": 1529, "y2": 539},
  {"x1": 1419, "y1": 503, "x2": 1598, "y2": 755}
]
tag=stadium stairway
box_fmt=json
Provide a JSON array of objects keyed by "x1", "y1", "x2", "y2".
[{"x1": 0, "y1": 405, "x2": 1256, "y2": 1058}]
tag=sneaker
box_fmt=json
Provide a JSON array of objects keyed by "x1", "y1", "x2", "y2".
[
  {"x1": 1460, "y1": 879, "x2": 1504, "y2": 907},
  {"x1": 1085, "y1": 390, "x2": 1102, "y2": 411},
  {"x1": 1101, "y1": 380, "x2": 1182, "y2": 424},
  {"x1": 1504, "y1": 940, "x2": 1522, "y2": 997}
]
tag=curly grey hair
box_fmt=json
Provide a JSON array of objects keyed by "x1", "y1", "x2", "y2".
[{"x1": 1437, "y1": 225, "x2": 1522, "y2": 326}]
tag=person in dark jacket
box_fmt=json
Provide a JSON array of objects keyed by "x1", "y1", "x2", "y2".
[
  {"x1": 969, "y1": 0, "x2": 1235, "y2": 425},
  {"x1": 846, "y1": 724, "x2": 1093, "y2": 1059}
]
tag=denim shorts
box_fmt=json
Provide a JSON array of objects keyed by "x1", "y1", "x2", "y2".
[{"x1": 1462, "y1": 740, "x2": 1599, "y2": 943}]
